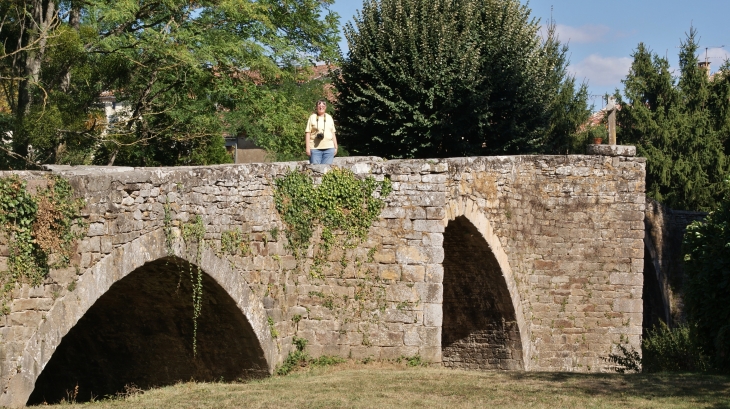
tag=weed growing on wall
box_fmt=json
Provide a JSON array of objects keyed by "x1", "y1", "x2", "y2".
[
  {"x1": 276, "y1": 336, "x2": 345, "y2": 375},
  {"x1": 273, "y1": 168, "x2": 392, "y2": 274},
  {"x1": 0, "y1": 175, "x2": 85, "y2": 313},
  {"x1": 220, "y1": 228, "x2": 251, "y2": 256}
]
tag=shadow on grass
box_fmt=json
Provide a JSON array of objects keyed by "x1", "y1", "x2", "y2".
[{"x1": 504, "y1": 371, "x2": 730, "y2": 407}]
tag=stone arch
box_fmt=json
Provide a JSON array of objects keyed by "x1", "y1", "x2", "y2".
[
  {"x1": 1, "y1": 229, "x2": 276, "y2": 407},
  {"x1": 442, "y1": 197, "x2": 531, "y2": 370}
]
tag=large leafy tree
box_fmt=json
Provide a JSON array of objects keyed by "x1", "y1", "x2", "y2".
[
  {"x1": 0, "y1": 0, "x2": 340, "y2": 168},
  {"x1": 616, "y1": 28, "x2": 728, "y2": 211},
  {"x1": 333, "y1": 0, "x2": 589, "y2": 159}
]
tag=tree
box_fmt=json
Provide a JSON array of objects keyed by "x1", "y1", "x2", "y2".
[
  {"x1": 225, "y1": 77, "x2": 336, "y2": 162},
  {"x1": 333, "y1": 0, "x2": 589, "y2": 159},
  {"x1": 0, "y1": 0, "x2": 340, "y2": 168},
  {"x1": 683, "y1": 177, "x2": 730, "y2": 372},
  {"x1": 616, "y1": 28, "x2": 728, "y2": 211}
]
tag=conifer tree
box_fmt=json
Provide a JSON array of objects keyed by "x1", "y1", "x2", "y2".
[
  {"x1": 334, "y1": 0, "x2": 589, "y2": 158},
  {"x1": 616, "y1": 28, "x2": 728, "y2": 211}
]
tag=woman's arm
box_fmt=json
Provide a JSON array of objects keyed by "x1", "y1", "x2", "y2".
[{"x1": 305, "y1": 131, "x2": 311, "y2": 157}]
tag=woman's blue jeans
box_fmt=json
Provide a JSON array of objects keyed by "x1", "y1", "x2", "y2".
[{"x1": 309, "y1": 148, "x2": 335, "y2": 165}]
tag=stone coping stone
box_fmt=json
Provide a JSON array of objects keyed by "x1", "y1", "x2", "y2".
[{"x1": 586, "y1": 144, "x2": 636, "y2": 157}]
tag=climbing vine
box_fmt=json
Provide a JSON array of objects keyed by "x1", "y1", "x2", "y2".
[
  {"x1": 274, "y1": 168, "x2": 392, "y2": 276},
  {"x1": 0, "y1": 175, "x2": 85, "y2": 313},
  {"x1": 182, "y1": 214, "x2": 206, "y2": 356},
  {"x1": 162, "y1": 196, "x2": 207, "y2": 357}
]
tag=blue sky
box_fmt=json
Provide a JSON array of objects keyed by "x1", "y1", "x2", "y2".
[{"x1": 328, "y1": 0, "x2": 730, "y2": 109}]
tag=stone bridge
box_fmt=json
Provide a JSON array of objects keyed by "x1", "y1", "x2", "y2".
[{"x1": 0, "y1": 153, "x2": 646, "y2": 406}]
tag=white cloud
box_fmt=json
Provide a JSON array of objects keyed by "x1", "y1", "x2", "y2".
[
  {"x1": 569, "y1": 54, "x2": 632, "y2": 87},
  {"x1": 554, "y1": 24, "x2": 611, "y2": 44}
]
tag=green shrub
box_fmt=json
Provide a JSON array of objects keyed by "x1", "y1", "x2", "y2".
[
  {"x1": 396, "y1": 354, "x2": 427, "y2": 368},
  {"x1": 683, "y1": 177, "x2": 730, "y2": 372},
  {"x1": 276, "y1": 337, "x2": 310, "y2": 376},
  {"x1": 276, "y1": 336, "x2": 345, "y2": 376},
  {"x1": 311, "y1": 355, "x2": 346, "y2": 367},
  {"x1": 608, "y1": 344, "x2": 641, "y2": 373},
  {"x1": 642, "y1": 323, "x2": 710, "y2": 372}
]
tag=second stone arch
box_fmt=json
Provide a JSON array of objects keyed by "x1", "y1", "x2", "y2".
[{"x1": 441, "y1": 197, "x2": 531, "y2": 370}]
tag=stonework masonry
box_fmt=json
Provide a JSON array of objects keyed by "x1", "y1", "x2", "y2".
[
  {"x1": 0, "y1": 153, "x2": 646, "y2": 406},
  {"x1": 643, "y1": 199, "x2": 707, "y2": 328}
]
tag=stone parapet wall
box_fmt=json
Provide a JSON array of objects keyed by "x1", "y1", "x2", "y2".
[{"x1": 0, "y1": 154, "x2": 645, "y2": 406}]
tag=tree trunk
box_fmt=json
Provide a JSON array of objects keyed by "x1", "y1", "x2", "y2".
[
  {"x1": 60, "y1": 3, "x2": 80, "y2": 92},
  {"x1": 17, "y1": 0, "x2": 56, "y2": 117}
]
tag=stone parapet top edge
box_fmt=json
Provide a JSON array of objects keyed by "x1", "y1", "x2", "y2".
[
  {"x1": 586, "y1": 144, "x2": 637, "y2": 157},
  {"x1": 4, "y1": 153, "x2": 648, "y2": 179}
]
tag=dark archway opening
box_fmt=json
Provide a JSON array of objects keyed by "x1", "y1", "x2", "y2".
[
  {"x1": 442, "y1": 216, "x2": 523, "y2": 370},
  {"x1": 28, "y1": 257, "x2": 268, "y2": 405},
  {"x1": 642, "y1": 244, "x2": 667, "y2": 335}
]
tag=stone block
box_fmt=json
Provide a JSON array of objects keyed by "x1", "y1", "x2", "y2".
[
  {"x1": 416, "y1": 326, "x2": 441, "y2": 347},
  {"x1": 404, "y1": 327, "x2": 421, "y2": 346},
  {"x1": 609, "y1": 273, "x2": 642, "y2": 286},
  {"x1": 349, "y1": 346, "x2": 381, "y2": 360},
  {"x1": 421, "y1": 233, "x2": 443, "y2": 247},
  {"x1": 381, "y1": 207, "x2": 405, "y2": 219},
  {"x1": 586, "y1": 144, "x2": 636, "y2": 157},
  {"x1": 406, "y1": 207, "x2": 427, "y2": 220},
  {"x1": 289, "y1": 306, "x2": 307, "y2": 319},
  {"x1": 8, "y1": 310, "x2": 42, "y2": 327},
  {"x1": 419, "y1": 346, "x2": 442, "y2": 362},
  {"x1": 613, "y1": 298, "x2": 642, "y2": 313},
  {"x1": 380, "y1": 346, "x2": 419, "y2": 360},
  {"x1": 426, "y1": 207, "x2": 446, "y2": 220},
  {"x1": 87, "y1": 223, "x2": 106, "y2": 236},
  {"x1": 413, "y1": 219, "x2": 445, "y2": 233},
  {"x1": 416, "y1": 283, "x2": 443, "y2": 304},
  {"x1": 385, "y1": 284, "x2": 419, "y2": 303},
  {"x1": 425, "y1": 264, "x2": 444, "y2": 283},
  {"x1": 384, "y1": 309, "x2": 415, "y2": 324},
  {"x1": 78, "y1": 237, "x2": 101, "y2": 253},
  {"x1": 379, "y1": 265, "x2": 401, "y2": 281},
  {"x1": 395, "y1": 246, "x2": 428, "y2": 265},
  {"x1": 423, "y1": 303, "x2": 442, "y2": 327},
  {"x1": 373, "y1": 249, "x2": 396, "y2": 264},
  {"x1": 11, "y1": 298, "x2": 53, "y2": 312},
  {"x1": 401, "y1": 265, "x2": 425, "y2": 282}
]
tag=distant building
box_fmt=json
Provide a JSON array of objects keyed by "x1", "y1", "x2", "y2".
[
  {"x1": 98, "y1": 91, "x2": 132, "y2": 136},
  {"x1": 224, "y1": 136, "x2": 270, "y2": 164}
]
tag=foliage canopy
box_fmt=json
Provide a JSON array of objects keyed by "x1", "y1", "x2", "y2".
[
  {"x1": 334, "y1": 0, "x2": 590, "y2": 158},
  {"x1": 683, "y1": 177, "x2": 730, "y2": 372},
  {"x1": 0, "y1": 0, "x2": 340, "y2": 168},
  {"x1": 615, "y1": 28, "x2": 729, "y2": 211}
]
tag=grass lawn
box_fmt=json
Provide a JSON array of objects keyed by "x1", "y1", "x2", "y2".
[{"x1": 36, "y1": 361, "x2": 730, "y2": 408}]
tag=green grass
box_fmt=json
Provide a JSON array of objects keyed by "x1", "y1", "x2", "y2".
[{"x1": 37, "y1": 362, "x2": 730, "y2": 408}]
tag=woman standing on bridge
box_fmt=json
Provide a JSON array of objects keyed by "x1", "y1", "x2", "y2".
[{"x1": 305, "y1": 100, "x2": 338, "y2": 164}]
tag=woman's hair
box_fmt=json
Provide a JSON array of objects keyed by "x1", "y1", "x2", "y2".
[{"x1": 314, "y1": 99, "x2": 327, "y2": 112}]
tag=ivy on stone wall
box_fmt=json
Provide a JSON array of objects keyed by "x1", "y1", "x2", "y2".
[
  {"x1": 0, "y1": 175, "x2": 85, "y2": 314},
  {"x1": 274, "y1": 168, "x2": 392, "y2": 276},
  {"x1": 158, "y1": 168, "x2": 393, "y2": 359}
]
